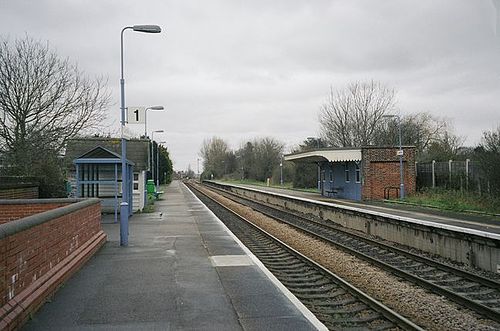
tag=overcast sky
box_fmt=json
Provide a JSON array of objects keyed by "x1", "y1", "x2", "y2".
[{"x1": 1, "y1": 1, "x2": 499, "y2": 171}]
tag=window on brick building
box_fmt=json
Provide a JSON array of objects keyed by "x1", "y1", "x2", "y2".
[
  {"x1": 344, "y1": 163, "x2": 350, "y2": 182},
  {"x1": 355, "y1": 163, "x2": 361, "y2": 183}
]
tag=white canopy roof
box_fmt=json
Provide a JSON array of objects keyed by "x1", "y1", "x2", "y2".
[{"x1": 284, "y1": 149, "x2": 362, "y2": 163}]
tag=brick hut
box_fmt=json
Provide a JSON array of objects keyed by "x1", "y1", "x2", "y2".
[{"x1": 284, "y1": 146, "x2": 416, "y2": 201}]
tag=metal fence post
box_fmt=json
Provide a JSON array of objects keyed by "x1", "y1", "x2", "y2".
[
  {"x1": 432, "y1": 160, "x2": 436, "y2": 188},
  {"x1": 465, "y1": 159, "x2": 470, "y2": 191},
  {"x1": 448, "y1": 160, "x2": 452, "y2": 188}
]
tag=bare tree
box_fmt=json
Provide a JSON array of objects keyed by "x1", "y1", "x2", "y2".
[
  {"x1": 199, "y1": 136, "x2": 231, "y2": 178},
  {"x1": 319, "y1": 81, "x2": 396, "y2": 147},
  {"x1": 0, "y1": 35, "x2": 110, "y2": 176},
  {"x1": 252, "y1": 137, "x2": 284, "y2": 181}
]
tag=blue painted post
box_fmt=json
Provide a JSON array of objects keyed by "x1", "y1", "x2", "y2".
[
  {"x1": 114, "y1": 163, "x2": 118, "y2": 223},
  {"x1": 76, "y1": 164, "x2": 80, "y2": 197},
  {"x1": 120, "y1": 27, "x2": 129, "y2": 246},
  {"x1": 120, "y1": 202, "x2": 129, "y2": 246}
]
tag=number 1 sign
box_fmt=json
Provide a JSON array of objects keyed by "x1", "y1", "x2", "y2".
[{"x1": 127, "y1": 106, "x2": 145, "y2": 124}]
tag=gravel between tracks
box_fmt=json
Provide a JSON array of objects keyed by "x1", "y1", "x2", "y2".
[{"x1": 197, "y1": 184, "x2": 500, "y2": 331}]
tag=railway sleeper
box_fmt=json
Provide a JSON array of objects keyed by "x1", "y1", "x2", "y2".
[
  {"x1": 286, "y1": 284, "x2": 337, "y2": 294},
  {"x1": 279, "y1": 278, "x2": 332, "y2": 288},
  {"x1": 294, "y1": 290, "x2": 348, "y2": 300},
  {"x1": 278, "y1": 275, "x2": 326, "y2": 283},
  {"x1": 321, "y1": 312, "x2": 387, "y2": 325},
  {"x1": 314, "y1": 303, "x2": 368, "y2": 315},
  {"x1": 308, "y1": 298, "x2": 359, "y2": 307}
]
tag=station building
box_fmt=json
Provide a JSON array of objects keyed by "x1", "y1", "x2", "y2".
[
  {"x1": 65, "y1": 137, "x2": 150, "y2": 215},
  {"x1": 284, "y1": 146, "x2": 416, "y2": 201}
]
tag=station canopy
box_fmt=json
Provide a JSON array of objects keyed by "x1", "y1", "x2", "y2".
[{"x1": 284, "y1": 148, "x2": 362, "y2": 163}]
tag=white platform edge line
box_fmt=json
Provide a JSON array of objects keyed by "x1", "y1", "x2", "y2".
[
  {"x1": 222, "y1": 182, "x2": 500, "y2": 241},
  {"x1": 183, "y1": 182, "x2": 328, "y2": 331}
]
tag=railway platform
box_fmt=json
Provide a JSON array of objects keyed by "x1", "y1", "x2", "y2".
[
  {"x1": 23, "y1": 181, "x2": 323, "y2": 331},
  {"x1": 227, "y1": 183, "x2": 500, "y2": 235}
]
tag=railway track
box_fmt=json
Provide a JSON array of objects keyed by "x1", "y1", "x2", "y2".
[
  {"x1": 200, "y1": 182, "x2": 500, "y2": 323},
  {"x1": 187, "y1": 182, "x2": 422, "y2": 331}
]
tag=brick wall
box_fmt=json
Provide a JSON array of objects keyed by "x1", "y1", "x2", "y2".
[
  {"x1": 362, "y1": 147, "x2": 416, "y2": 200},
  {"x1": 0, "y1": 186, "x2": 39, "y2": 200},
  {"x1": 0, "y1": 199, "x2": 106, "y2": 330},
  {"x1": 0, "y1": 177, "x2": 39, "y2": 199},
  {"x1": 0, "y1": 202, "x2": 68, "y2": 224}
]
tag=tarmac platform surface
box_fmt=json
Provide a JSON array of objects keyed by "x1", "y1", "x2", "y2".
[
  {"x1": 225, "y1": 183, "x2": 500, "y2": 235},
  {"x1": 23, "y1": 181, "x2": 323, "y2": 331}
]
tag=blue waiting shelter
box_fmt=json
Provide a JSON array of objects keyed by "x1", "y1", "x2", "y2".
[{"x1": 73, "y1": 146, "x2": 134, "y2": 221}]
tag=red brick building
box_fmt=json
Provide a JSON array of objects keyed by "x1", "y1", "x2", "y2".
[{"x1": 284, "y1": 146, "x2": 416, "y2": 201}]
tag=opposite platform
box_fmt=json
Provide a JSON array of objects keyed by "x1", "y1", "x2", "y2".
[
  {"x1": 23, "y1": 180, "x2": 324, "y2": 331},
  {"x1": 225, "y1": 182, "x2": 500, "y2": 235}
]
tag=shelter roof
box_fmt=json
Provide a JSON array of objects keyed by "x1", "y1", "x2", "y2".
[
  {"x1": 65, "y1": 137, "x2": 148, "y2": 170},
  {"x1": 73, "y1": 146, "x2": 134, "y2": 165},
  {"x1": 284, "y1": 148, "x2": 362, "y2": 163}
]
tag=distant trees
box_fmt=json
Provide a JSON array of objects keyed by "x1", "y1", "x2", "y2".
[
  {"x1": 373, "y1": 112, "x2": 463, "y2": 161},
  {"x1": 200, "y1": 137, "x2": 232, "y2": 178},
  {"x1": 0, "y1": 35, "x2": 110, "y2": 196},
  {"x1": 199, "y1": 136, "x2": 284, "y2": 183},
  {"x1": 251, "y1": 137, "x2": 284, "y2": 181},
  {"x1": 157, "y1": 143, "x2": 173, "y2": 185}
]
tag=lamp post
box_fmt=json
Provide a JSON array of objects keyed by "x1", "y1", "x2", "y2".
[
  {"x1": 151, "y1": 130, "x2": 164, "y2": 186},
  {"x1": 120, "y1": 24, "x2": 162, "y2": 246},
  {"x1": 144, "y1": 106, "x2": 164, "y2": 176},
  {"x1": 382, "y1": 114, "x2": 404, "y2": 199},
  {"x1": 144, "y1": 105, "x2": 164, "y2": 137},
  {"x1": 157, "y1": 141, "x2": 166, "y2": 187},
  {"x1": 280, "y1": 155, "x2": 283, "y2": 186}
]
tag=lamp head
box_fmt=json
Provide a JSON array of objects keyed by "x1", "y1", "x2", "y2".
[
  {"x1": 149, "y1": 106, "x2": 164, "y2": 111},
  {"x1": 133, "y1": 25, "x2": 162, "y2": 33}
]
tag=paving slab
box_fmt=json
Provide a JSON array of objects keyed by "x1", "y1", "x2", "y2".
[{"x1": 23, "y1": 180, "x2": 323, "y2": 331}]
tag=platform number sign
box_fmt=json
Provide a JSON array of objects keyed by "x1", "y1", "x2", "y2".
[{"x1": 127, "y1": 106, "x2": 145, "y2": 124}]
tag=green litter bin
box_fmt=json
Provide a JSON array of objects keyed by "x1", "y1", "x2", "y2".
[{"x1": 147, "y1": 179, "x2": 155, "y2": 200}]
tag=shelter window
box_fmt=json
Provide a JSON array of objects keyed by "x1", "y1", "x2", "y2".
[
  {"x1": 355, "y1": 163, "x2": 361, "y2": 183},
  {"x1": 344, "y1": 163, "x2": 350, "y2": 182}
]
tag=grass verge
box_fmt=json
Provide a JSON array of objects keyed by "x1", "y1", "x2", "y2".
[{"x1": 402, "y1": 189, "x2": 500, "y2": 215}]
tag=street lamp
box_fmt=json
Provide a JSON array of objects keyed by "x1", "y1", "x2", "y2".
[
  {"x1": 144, "y1": 105, "x2": 164, "y2": 137},
  {"x1": 197, "y1": 158, "x2": 200, "y2": 179},
  {"x1": 120, "y1": 24, "x2": 162, "y2": 246},
  {"x1": 157, "y1": 141, "x2": 166, "y2": 187},
  {"x1": 280, "y1": 155, "x2": 283, "y2": 186},
  {"x1": 382, "y1": 114, "x2": 404, "y2": 199},
  {"x1": 151, "y1": 130, "x2": 164, "y2": 186},
  {"x1": 144, "y1": 106, "x2": 164, "y2": 175}
]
